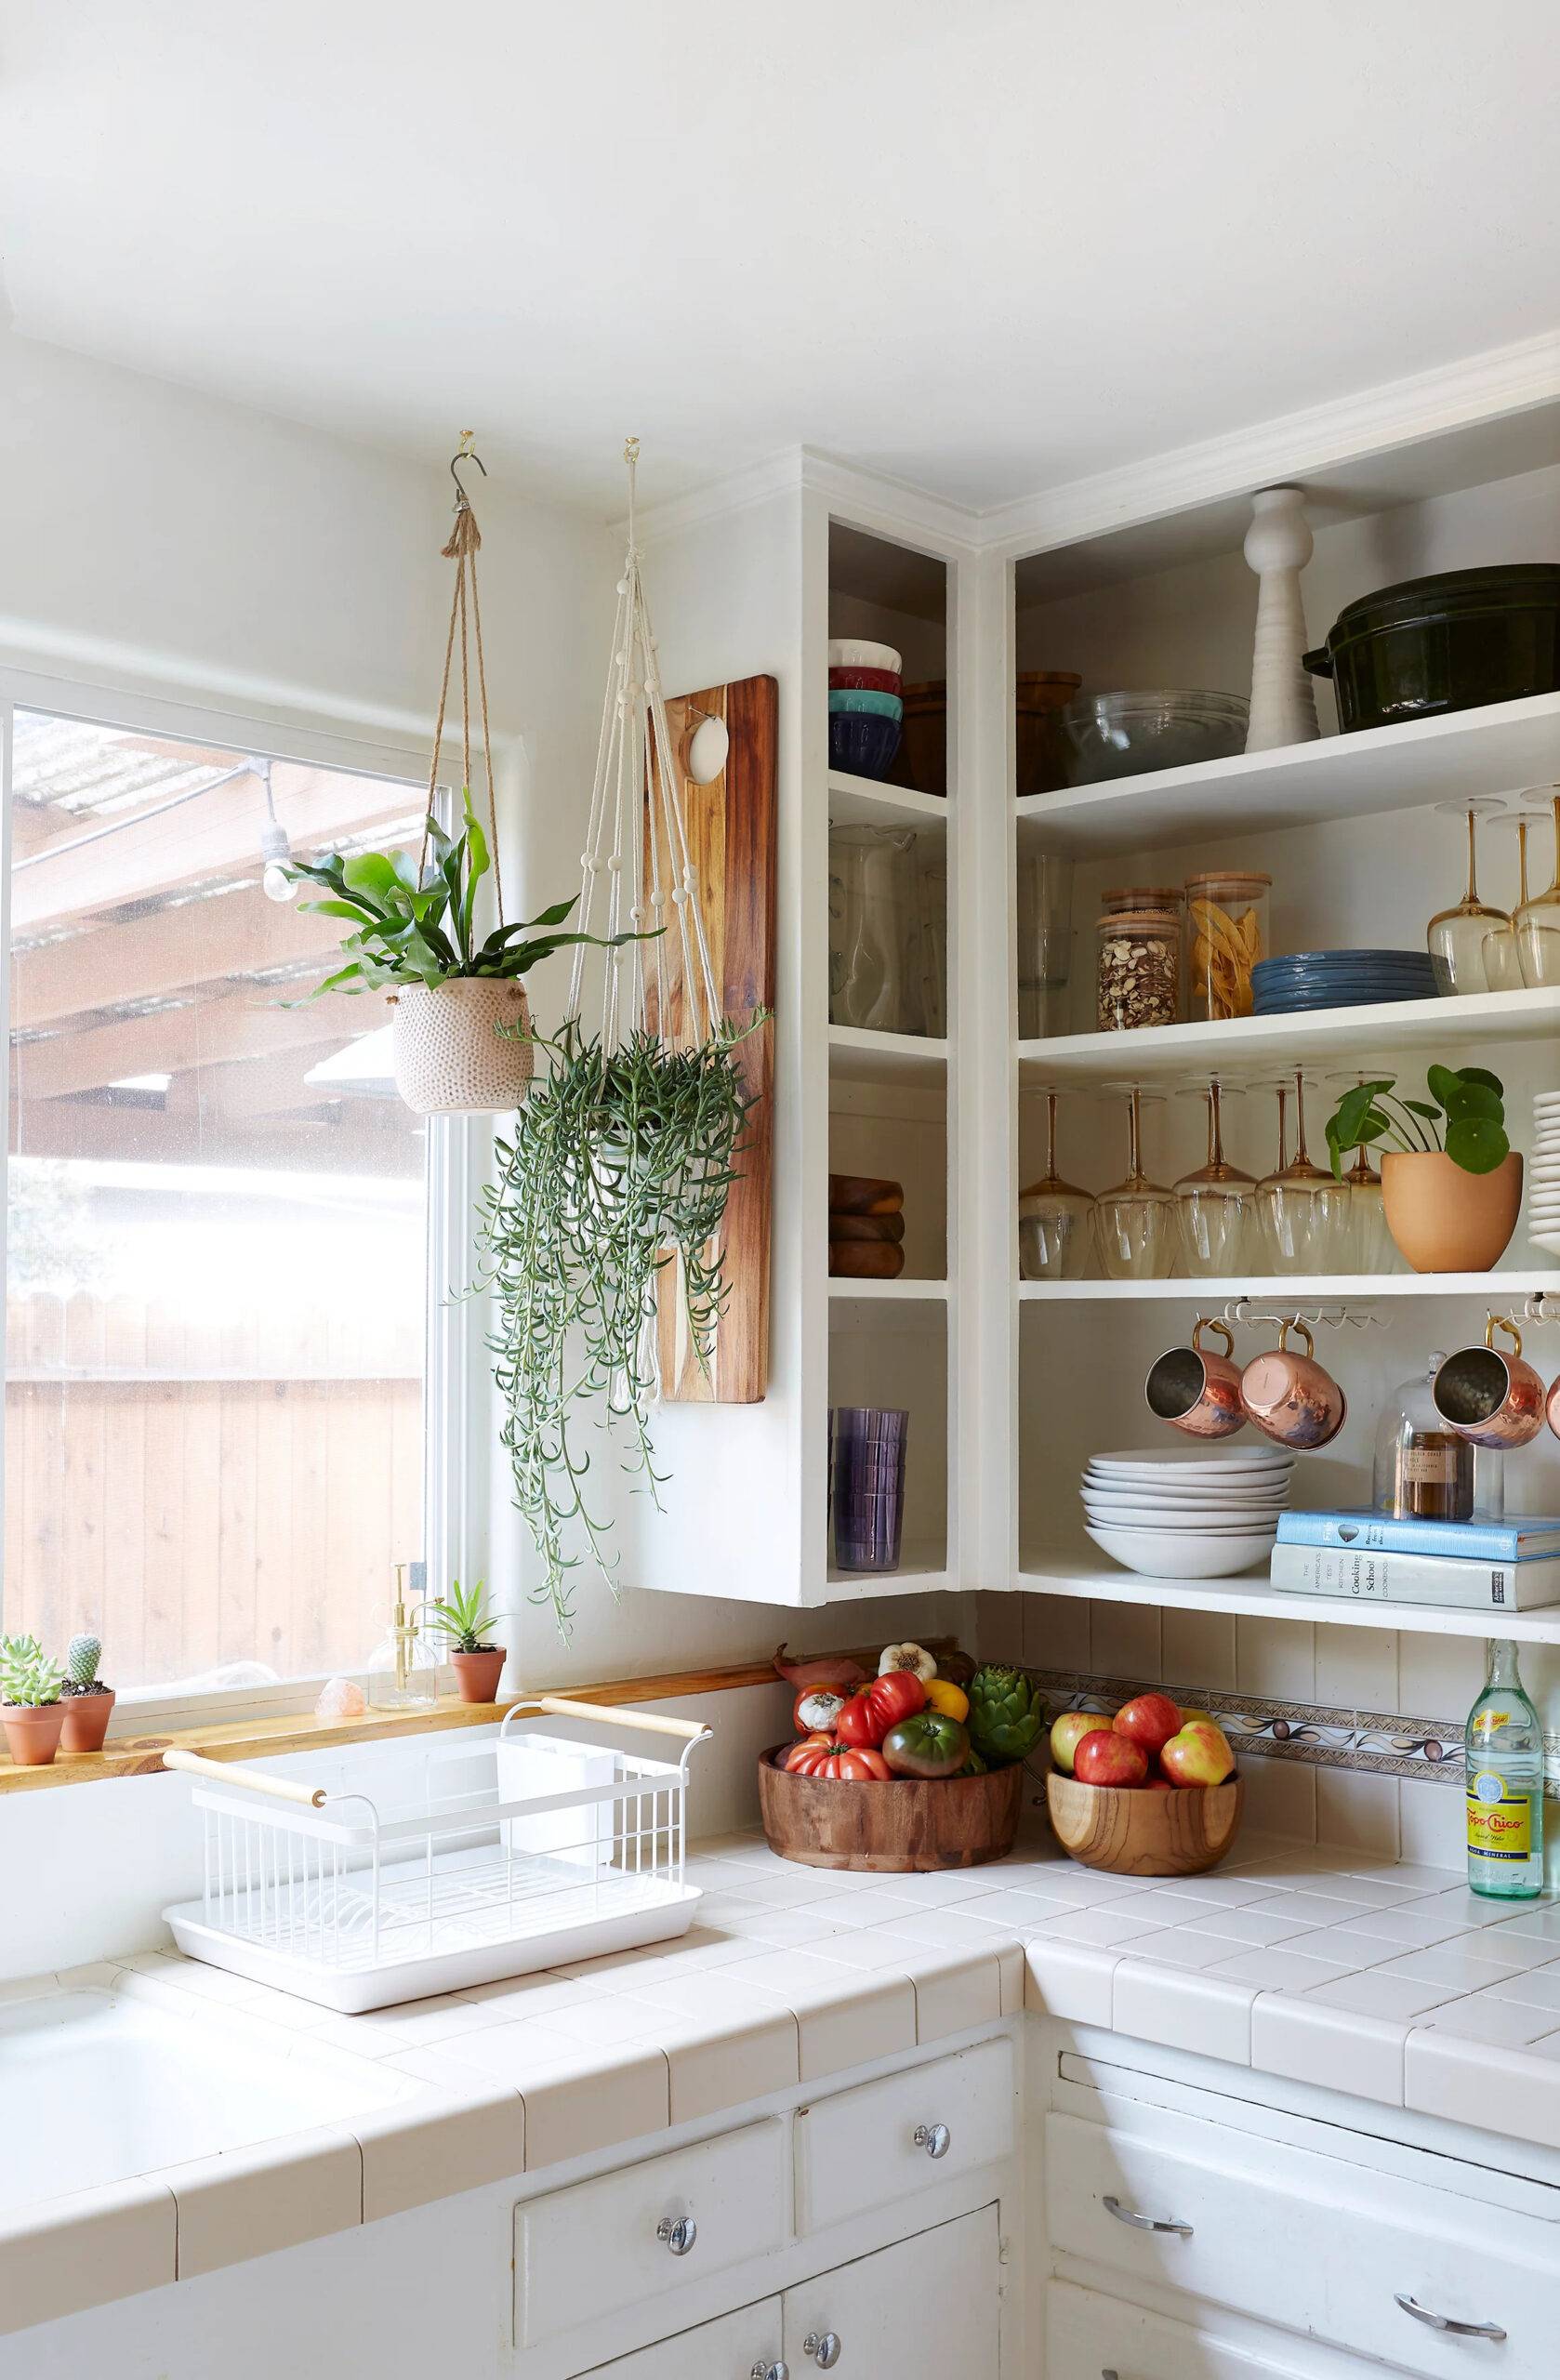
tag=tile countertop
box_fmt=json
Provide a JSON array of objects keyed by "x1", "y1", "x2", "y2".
[{"x1": 8, "y1": 1826, "x2": 1560, "y2": 2334}]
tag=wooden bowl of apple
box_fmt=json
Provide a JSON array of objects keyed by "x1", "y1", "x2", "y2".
[{"x1": 1046, "y1": 1693, "x2": 1242, "y2": 1877}]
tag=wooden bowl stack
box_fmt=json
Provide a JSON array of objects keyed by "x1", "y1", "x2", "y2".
[{"x1": 829, "y1": 1172, "x2": 906, "y2": 1279}]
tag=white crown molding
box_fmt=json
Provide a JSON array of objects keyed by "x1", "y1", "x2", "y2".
[
  {"x1": 617, "y1": 449, "x2": 807, "y2": 545},
  {"x1": 794, "y1": 449, "x2": 984, "y2": 559}
]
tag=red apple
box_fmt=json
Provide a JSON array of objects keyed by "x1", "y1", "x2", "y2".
[
  {"x1": 1146, "y1": 1776, "x2": 1175, "y2": 1792},
  {"x1": 1113, "y1": 1692, "x2": 1182, "y2": 1758},
  {"x1": 1073, "y1": 1728, "x2": 1149, "y2": 1788},
  {"x1": 1049, "y1": 1712, "x2": 1100, "y2": 1775},
  {"x1": 1159, "y1": 1720, "x2": 1236, "y2": 1788}
]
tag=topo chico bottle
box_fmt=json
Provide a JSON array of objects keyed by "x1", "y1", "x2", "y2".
[{"x1": 1465, "y1": 1639, "x2": 1545, "y2": 1899}]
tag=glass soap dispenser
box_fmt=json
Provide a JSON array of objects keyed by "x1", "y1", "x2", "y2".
[
  {"x1": 368, "y1": 1561, "x2": 438, "y2": 1711},
  {"x1": 1373, "y1": 1357, "x2": 1504, "y2": 1525}
]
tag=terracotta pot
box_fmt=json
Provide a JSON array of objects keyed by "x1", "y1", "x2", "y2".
[
  {"x1": 451, "y1": 1647, "x2": 507, "y2": 1704},
  {"x1": 59, "y1": 1686, "x2": 116, "y2": 1753},
  {"x1": 1381, "y1": 1149, "x2": 1522, "y2": 1274},
  {"x1": 3, "y1": 1702, "x2": 67, "y2": 1767},
  {"x1": 390, "y1": 979, "x2": 534, "y2": 1116}
]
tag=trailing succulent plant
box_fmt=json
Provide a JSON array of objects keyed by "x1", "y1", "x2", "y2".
[
  {"x1": 0, "y1": 1633, "x2": 66, "y2": 1710},
  {"x1": 64, "y1": 1633, "x2": 106, "y2": 1695},
  {"x1": 966, "y1": 1665, "x2": 1046, "y2": 1765}
]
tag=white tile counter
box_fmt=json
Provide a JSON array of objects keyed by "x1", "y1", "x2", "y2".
[{"x1": 7, "y1": 1823, "x2": 1560, "y2": 2335}]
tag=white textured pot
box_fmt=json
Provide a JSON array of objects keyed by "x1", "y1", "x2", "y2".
[
  {"x1": 390, "y1": 979, "x2": 535, "y2": 1116},
  {"x1": 1244, "y1": 484, "x2": 1320, "y2": 752}
]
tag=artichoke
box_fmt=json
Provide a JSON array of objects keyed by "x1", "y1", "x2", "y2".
[{"x1": 967, "y1": 1664, "x2": 1045, "y2": 1766}]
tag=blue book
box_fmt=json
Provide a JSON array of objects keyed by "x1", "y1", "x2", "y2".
[{"x1": 1276, "y1": 1509, "x2": 1560, "y2": 1562}]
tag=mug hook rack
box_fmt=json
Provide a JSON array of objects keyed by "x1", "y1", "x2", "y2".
[{"x1": 1211, "y1": 1297, "x2": 1388, "y2": 1333}]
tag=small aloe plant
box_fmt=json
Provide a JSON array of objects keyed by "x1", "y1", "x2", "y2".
[
  {"x1": 420, "y1": 1579, "x2": 507, "y2": 1654},
  {"x1": 66, "y1": 1633, "x2": 104, "y2": 1692},
  {"x1": 0, "y1": 1633, "x2": 66, "y2": 1709}
]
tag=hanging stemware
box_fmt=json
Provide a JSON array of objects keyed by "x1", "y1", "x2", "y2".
[
  {"x1": 1253, "y1": 1068, "x2": 1352, "y2": 1274},
  {"x1": 1019, "y1": 1089, "x2": 1094, "y2": 1280},
  {"x1": 1174, "y1": 1075, "x2": 1256, "y2": 1277},
  {"x1": 1094, "y1": 1086, "x2": 1177, "y2": 1281}
]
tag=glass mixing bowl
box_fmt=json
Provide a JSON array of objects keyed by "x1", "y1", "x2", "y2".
[{"x1": 1062, "y1": 689, "x2": 1249, "y2": 785}]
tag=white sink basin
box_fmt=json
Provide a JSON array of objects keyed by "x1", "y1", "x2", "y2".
[{"x1": 0, "y1": 1986, "x2": 409, "y2": 2209}]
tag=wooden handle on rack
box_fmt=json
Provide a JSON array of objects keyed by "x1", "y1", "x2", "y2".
[
  {"x1": 163, "y1": 1748, "x2": 328, "y2": 1807},
  {"x1": 531, "y1": 1695, "x2": 710, "y2": 1742}
]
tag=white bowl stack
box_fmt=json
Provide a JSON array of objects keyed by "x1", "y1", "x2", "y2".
[
  {"x1": 1081, "y1": 1445, "x2": 1295, "y2": 1580},
  {"x1": 1529, "y1": 1091, "x2": 1560, "y2": 1255}
]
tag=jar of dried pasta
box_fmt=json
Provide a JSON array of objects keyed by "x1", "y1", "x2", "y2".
[
  {"x1": 1184, "y1": 870, "x2": 1271, "y2": 1020},
  {"x1": 1096, "y1": 907, "x2": 1181, "y2": 1032}
]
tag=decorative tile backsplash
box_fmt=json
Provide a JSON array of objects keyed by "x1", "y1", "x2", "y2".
[{"x1": 1031, "y1": 1668, "x2": 1560, "y2": 1800}]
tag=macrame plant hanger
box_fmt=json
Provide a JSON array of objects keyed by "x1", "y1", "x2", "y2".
[
  {"x1": 566, "y1": 439, "x2": 721, "y2": 1053},
  {"x1": 421, "y1": 432, "x2": 504, "y2": 921}
]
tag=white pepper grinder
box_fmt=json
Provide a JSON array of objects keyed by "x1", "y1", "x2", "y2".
[{"x1": 1243, "y1": 484, "x2": 1320, "y2": 752}]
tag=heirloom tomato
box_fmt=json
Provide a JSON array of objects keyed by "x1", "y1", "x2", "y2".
[{"x1": 835, "y1": 1670, "x2": 928, "y2": 1749}]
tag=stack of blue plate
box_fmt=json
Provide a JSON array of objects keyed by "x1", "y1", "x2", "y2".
[{"x1": 1251, "y1": 949, "x2": 1440, "y2": 1014}]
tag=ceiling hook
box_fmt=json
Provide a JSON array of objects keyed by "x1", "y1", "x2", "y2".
[{"x1": 450, "y1": 432, "x2": 488, "y2": 506}]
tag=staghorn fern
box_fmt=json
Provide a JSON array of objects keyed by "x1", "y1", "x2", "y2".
[
  {"x1": 1, "y1": 1633, "x2": 65, "y2": 1708},
  {"x1": 66, "y1": 1633, "x2": 103, "y2": 1689}
]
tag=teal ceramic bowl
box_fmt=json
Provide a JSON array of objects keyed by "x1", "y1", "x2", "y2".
[{"x1": 828, "y1": 688, "x2": 904, "y2": 720}]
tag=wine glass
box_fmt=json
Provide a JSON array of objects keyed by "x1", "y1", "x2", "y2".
[
  {"x1": 1251, "y1": 1069, "x2": 1352, "y2": 1275},
  {"x1": 1427, "y1": 797, "x2": 1515, "y2": 993},
  {"x1": 1174, "y1": 1076, "x2": 1256, "y2": 1277},
  {"x1": 1324, "y1": 1067, "x2": 1395, "y2": 1274},
  {"x1": 1513, "y1": 787, "x2": 1560, "y2": 988},
  {"x1": 1093, "y1": 1087, "x2": 1177, "y2": 1281},
  {"x1": 1019, "y1": 1089, "x2": 1094, "y2": 1280}
]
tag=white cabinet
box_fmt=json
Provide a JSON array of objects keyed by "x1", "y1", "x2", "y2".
[
  {"x1": 1048, "y1": 2279, "x2": 1315, "y2": 2380},
  {"x1": 577, "y1": 2299, "x2": 785, "y2": 2380},
  {"x1": 795, "y1": 2038, "x2": 1015, "y2": 2232}
]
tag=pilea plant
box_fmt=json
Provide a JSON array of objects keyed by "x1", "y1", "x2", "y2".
[
  {"x1": 479, "y1": 1015, "x2": 760, "y2": 1634},
  {"x1": 1325, "y1": 1064, "x2": 1509, "y2": 1179}
]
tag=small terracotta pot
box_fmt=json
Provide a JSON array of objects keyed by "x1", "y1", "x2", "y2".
[
  {"x1": 451, "y1": 1647, "x2": 507, "y2": 1704},
  {"x1": 3, "y1": 1702, "x2": 67, "y2": 1766},
  {"x1": 1144, "y1": 1317, "x2": 1246, "y2": 1439},
  {"x1": 1381, "y1": 1149, "x2": 1523, "y2": 1274},
  {"x1": 59, "y1": 1686, "x2": 116, "y2": 1753}
]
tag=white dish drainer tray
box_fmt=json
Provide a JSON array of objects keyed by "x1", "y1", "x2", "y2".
[{"x1": 163, "y1": 1698, "x2": 710, "y2": 2013}]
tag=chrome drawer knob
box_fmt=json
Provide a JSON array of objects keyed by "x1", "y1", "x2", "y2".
[
  {"x1": 1395, "y1": 2293, "x2": 1506, "y2": 2342},
  {"x1": 656, "y1": 2214, "x2": 696, "y2": 2256},
  {"x1": 803, "y1": 2333, "x2": 841, "y2": 2369},
  {"x1": 750, "y1": 2363, "x2": 788, "y2": 2380},
  {"x1": 913, "y1": 2122, "x2": 951, "y2": 2160},
  {"x1": 1103, "y1": 2193, "x2": 1193, "y2": 2238}
]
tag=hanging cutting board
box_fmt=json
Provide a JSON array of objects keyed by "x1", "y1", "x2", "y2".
[{"x1": 643, "y1": 673, "x2": 776, "y2": 1403}]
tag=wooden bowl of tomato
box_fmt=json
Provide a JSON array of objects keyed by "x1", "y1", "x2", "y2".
[{"x1": 758, "y1": 1745, "x2": 1024, "y2": 1872}]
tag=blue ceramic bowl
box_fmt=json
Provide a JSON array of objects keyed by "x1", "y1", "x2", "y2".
[
  {"x1": 828, "y1": 687, "x2": 904, "y2": 720},
  {"x1": 829, "y1": 712, "x2": 903, "y2": 781}
]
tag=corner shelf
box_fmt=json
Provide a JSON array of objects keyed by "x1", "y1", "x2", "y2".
[
  {"x1": 1013, "y1": 690, "x2": 1560, "y2": 855},
  {"x1": 1018, "y1": 1555, "x2": 1560, "y2": 1645},
  {"x1": 830, "y1": 1277, "x2": 950, "y2": 1301},
  {"x1": 829, "y1": 1025, "x2": 949, "y2": 1085},
  {"x1": 1018, "y1": 1272, "x2": 1560, "y2": 1302},
  {"x1": 828, "y1": 770, "x2": 949, "y2": 830},
  {"x1": 827, "y1": 1541, "x2": 950, "y2": 1596}
]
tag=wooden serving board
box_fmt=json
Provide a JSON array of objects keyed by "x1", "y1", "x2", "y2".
[{"x1": 644, "y1": 673, "x2": 777, "y2": 1403}]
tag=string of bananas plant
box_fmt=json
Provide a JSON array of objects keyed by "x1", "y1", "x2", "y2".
[{"x1": 479, "y1": 1014, "x2": 762, "y2": 1633}]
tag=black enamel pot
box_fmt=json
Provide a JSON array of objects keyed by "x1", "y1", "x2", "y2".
[{"x1": 1303, "y1": 563, "x2": 1560, "y2": 733}]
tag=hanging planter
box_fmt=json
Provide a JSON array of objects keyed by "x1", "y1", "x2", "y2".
[
  {"x1": 480, "y1": 442, "x2": 766, "y2": 1634},
  {"x1": 287, "y1": 439, "x2": 633, "y2": 1116}
]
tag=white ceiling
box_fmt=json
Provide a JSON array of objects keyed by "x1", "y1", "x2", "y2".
[{"x1": 4, "y1": 0, "x2": 1559, "y2": 516}]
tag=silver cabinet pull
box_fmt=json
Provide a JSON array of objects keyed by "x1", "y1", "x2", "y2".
[
  {"x1": 913, "y1": 2122, "x2": 951, "y2": 2160},
  {"x1": 802, "y1": 2333, "x2": 841, "y2": 2369},
  {"x1": 750, "y1": 2364, "x2": 788, "y2": 2380},
  {"x1": 1395, "y1": 2294, "x2": 1507, "y2": 2343},
  {"x1": 656, "y1": 2214, "x2": 696, "y2": 2255},
  {"x1": 1103, "y1": 2192, "x2": 1193, "y2": 2239}
]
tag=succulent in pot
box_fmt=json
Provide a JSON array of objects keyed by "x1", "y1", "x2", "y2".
[
  {"x1": 420, "y1": 1579, "x2": 509, "y2": 1703},
  {"x1": 1324, "y1": 1065, "x2": 1521, "y2": 1273},
  {"x1": 59, "y1": 1632, "x2": 115, "y2": 1753},
  {"x1": 1, "y1": 1633, "x2": 68, "y2": 1767}
]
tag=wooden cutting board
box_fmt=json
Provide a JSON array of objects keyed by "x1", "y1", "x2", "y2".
[{"x1": 644, "y1": 673, "x2": 777, "y2": 1403}]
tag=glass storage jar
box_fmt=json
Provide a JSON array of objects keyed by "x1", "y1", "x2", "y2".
[
  {"x1": 1096, "y1": 907, "x2": 1181, "y2": 1032},
  {"x1": 1185, "y1": 869, "x2": 1272, "y2": 1020},
  {"x1": 1373, "y1": 1359, "x2": 1505, "y2": 1523}
]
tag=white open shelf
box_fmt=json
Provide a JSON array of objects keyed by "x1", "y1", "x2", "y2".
[
  {"x1": 828, "y1": 769, "x2": 949, "y2": 830},
  {"x1": 1018, "y1": 1271, "x2": 1560, "y2": 1302},
  {"x1": 1014, "y1": 690, "x2": 1560, "y2": 855},
  {"x1": 827, "y1": 1541, "x2": 950, "y2": 1595},
  {"x1": 829, "y1": 1025, "x2": 949, "y2": 1085},
  {"x1": 1018, "y1": 1555, "x2": 1560, "y2": 1646},
  {"x1": 830, "y1": 1276, "x2": 950, "y2": 1301},
  {"x1": 1018, "y1": 986, "x2": 1560, "y2": 1084}
]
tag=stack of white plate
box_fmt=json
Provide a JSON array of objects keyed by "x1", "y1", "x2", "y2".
[
  {"x1": 1082, "y1": 1445, "x2": 1295, "y2": 1580},
  {"x1": 1529, "y1": 1092, "x2": 1560, "y2": 1254}
]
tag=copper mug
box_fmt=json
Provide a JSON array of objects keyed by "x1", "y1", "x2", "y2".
[
  {"x1": 1145, "y1": 1317, "x2": 1247, "y2": 1439},
  {"x1": 1434, "y1": 1316, "x2": 1546, "y2": 1450},
  {"x1": 1239, "y1": 1318, "x2": 1347, "y2": 1449}
]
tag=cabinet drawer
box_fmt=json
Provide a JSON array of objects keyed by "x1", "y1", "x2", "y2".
[
  {"x1": 796, "y1": 2037, "x2": 1014, "y2": 2233},
  {"x1": 1048, "y1": 2109, "x2": 1560, "y2": 2380},
  {"x1": 579, "y1": 2295, "x2": 783, "y2": 2380},
  {"x1": 1049, "y1": 2279, "x2": 1311, "y2": 2380},
  {"x1": 515, "y1": 2119, "x2": 788, "y2": 2349}
]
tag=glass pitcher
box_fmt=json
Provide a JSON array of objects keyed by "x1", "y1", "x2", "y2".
[{"x1": 827, "y1": 826, "x2": 927, "y2": 1034}]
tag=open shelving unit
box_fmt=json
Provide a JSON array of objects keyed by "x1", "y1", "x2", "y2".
[{"x1": 1014, "y1": 1557, "x2": 1560, "y2": 1646}]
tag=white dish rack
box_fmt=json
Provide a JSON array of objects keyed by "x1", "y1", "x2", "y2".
[{"x1": 163, "y1": 1698, "x2": 710, "y2": 2013}]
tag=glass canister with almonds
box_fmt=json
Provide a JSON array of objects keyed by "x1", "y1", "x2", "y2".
[{"x1": 1184, "y1": 869, "x2": 1272, "y2": 1020}]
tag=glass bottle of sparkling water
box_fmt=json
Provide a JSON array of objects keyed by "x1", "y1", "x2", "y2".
[{"x1": 1466, "y1": 1640, "x2": 1545, "y2": 1899}]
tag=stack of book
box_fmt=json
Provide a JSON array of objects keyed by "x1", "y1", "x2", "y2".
[{"x1": 1272, "y1": 1511, "x2": 1560, "y2": 1611}]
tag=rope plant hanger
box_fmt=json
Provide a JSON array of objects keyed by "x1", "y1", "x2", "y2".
[
  {"x1": 286, "y1": 434, "x2": 619, "y2": 1116},
  {"x1": 480, "y1": 440, "x2": 763, "y2": 1635}
]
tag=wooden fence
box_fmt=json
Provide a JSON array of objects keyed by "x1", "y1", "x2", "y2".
[{"x1": 4, "y1": 1292, "x2": 421, "y2": 1689}]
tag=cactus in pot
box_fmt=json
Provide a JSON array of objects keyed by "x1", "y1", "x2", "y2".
[
  {"x1": 1, "y1": 1633, "x2": 68, "y2": 1767},
  {"x1": 59, "y1": 1628, "x2": 116, "y2": 1755}
]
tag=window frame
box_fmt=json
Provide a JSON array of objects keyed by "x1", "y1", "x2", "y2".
[{"x1": 0, "y1": 666, "x2": 482, "y2": 1726}]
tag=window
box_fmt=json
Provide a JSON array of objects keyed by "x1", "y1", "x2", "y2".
[{"x1": 5, "y1": 707, "x2": 431, "y2": 1698}]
